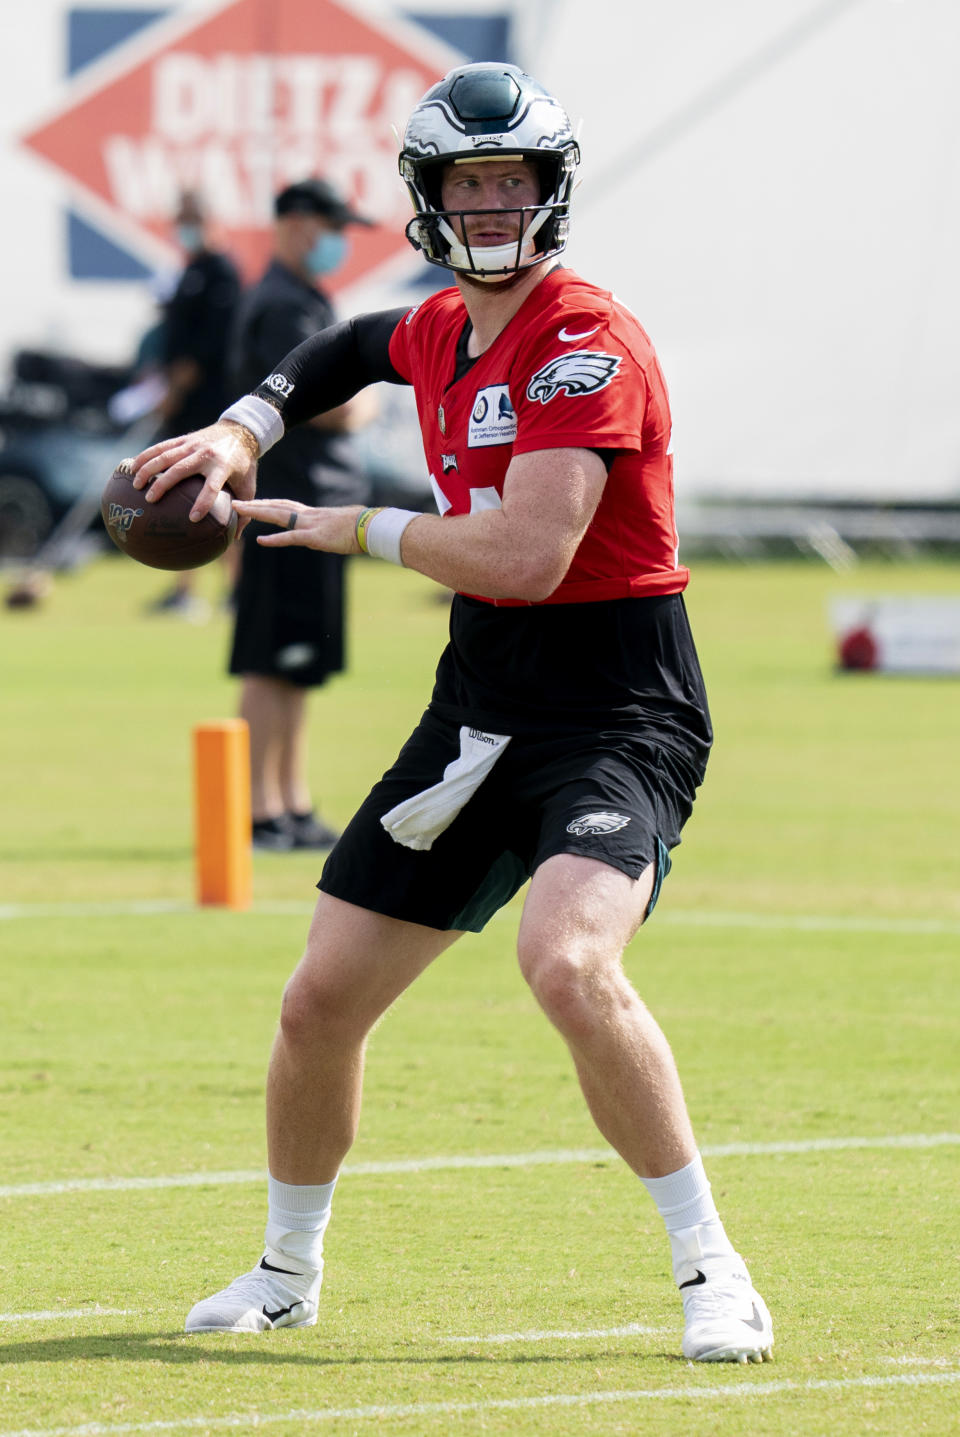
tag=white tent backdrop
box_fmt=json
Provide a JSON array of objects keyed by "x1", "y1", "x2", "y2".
[{"x1": 519, "y1": 0, "x2": 960, "y2": 500}]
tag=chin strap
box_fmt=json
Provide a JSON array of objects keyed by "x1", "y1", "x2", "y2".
[{"x1": 439, "y1": 206, "x2": 551, "y2": 276}]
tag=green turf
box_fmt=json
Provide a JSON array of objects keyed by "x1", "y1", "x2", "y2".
[{"x1": 1, "y1": 552, "x2": 958, "y2": 1435}]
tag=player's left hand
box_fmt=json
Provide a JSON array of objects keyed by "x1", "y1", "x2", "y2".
[{"x1": 233, "y1": 498, "x2": 364, "y2": 555}]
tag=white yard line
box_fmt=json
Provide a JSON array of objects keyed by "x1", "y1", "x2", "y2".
[
  {"x1": 0, "y1": 902, "x2": 197, "y2": 919},
  {"x1": 0, "y1": 1312, "x2": 665, "y2": 1340},
  {"x1": 0, "y1": 1132, "x2": 956, "y2": 1201},
  {"x1": 658, "y1": 909, "x2": 960, "y2": 936},
  {"x1": 882, "y1": 1355, "x2": 959, "y2": 1367},
  {"x1": 700, "y1": 1131, "x2": 960, "y2": 1157},
  {"x1": 0, "y1": 1308, "x2": 134, "y2": 1324},
  {"x1": 0, "y1": 1169, "x2": 269, "y2": 1199},
  {"x1": 444, "y1": 1322, "x2": 670, "y2": 1343},
  {"x1": 1, "y1": 900, "x2": 958, "y2": 935},
  {"x1": 0, "y1": 1370, "x2": 957, "y2": 1437}
]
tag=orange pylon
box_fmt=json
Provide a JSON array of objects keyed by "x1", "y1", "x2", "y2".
[{"x1": 193, "y1": 720, "x2": 252, "y2": 909}]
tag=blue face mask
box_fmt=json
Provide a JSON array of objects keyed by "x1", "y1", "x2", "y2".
[
  {"x1": 176, "y1": 223, "x2": 203, "y2": 253},
  {"x1": 305, "y1": 230, "x2": 348, "y2": 276}
]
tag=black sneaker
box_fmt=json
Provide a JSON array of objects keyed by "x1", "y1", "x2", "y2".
[
  {"x1": 252, "y1": 816, "x2": 294, "y2": 851},
  {"x1": 287, "y1": 811, "x2": 340, "y2": 849}
]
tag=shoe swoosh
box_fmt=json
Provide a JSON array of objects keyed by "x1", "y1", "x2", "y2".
[
  {"x1": 558, "y1": 325, "x2": 600, "y2": 342},
  {"x1": 260, "y1": 1256, "x2": 301, "y2": 1276},
  {"x1": 262, "y1": 1301, "x2": 299, "y2": 1324},
  {"x1": 678, "y1": 1269, "x2": 707, "y2": 1290},
  {"x1": 742, "y1": 1303, "x2": 766, "y2": 1332}
]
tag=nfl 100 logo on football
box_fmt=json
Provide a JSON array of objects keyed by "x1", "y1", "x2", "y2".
[
  {"x1": 107, "y1": 502, "x2": 144, "y2": 540},
  {"x1": 468, "y1": 386, "x2": 517, "y2": 447}
]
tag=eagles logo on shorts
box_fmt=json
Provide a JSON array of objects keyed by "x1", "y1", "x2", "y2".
[{"x1": 566, "y1": 811, "x2": 632, "y2": 836}]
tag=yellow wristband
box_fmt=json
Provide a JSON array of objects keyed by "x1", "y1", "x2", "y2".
[{"x1": 355, "y1": 506, "x2": 385, "y2": 554}]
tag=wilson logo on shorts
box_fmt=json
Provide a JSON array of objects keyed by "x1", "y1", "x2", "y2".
[{"x1": 566, "y1": 811, "x2": 631, "y2": 836}]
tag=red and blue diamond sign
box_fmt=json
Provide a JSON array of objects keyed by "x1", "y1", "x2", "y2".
[{"x1": 21, "y1": 2, "x2": 508, "y2": 288}]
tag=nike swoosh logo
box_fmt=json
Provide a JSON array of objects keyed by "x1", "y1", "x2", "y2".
[
  {"x1": 262, "y1": 1301, "x2": 299, "y2": 1324},
  {"x1": 678, "y1": 1270, "x2": 707, "y2": 1289},
  {"x1": 558, "y1": 325, "x2": 600, "y2": 342},
  {"x1": 260, "y1": 1256, "x2": 301, "y2": 1276},
  {"x1": 742, "y1": 1303, "x2": 766, "y2": 1332}
]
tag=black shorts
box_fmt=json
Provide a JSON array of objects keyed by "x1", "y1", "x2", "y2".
[
  {"x1": 229, "y1": 523, "x2": 346, "y2": 688},
  {"x1": 318, "y1": 709, "x2": 704, "y2": 932}
]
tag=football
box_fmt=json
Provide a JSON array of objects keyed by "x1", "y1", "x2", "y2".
[{"x1": 100, "y1": 461, "x2": 238, "y2": 571}]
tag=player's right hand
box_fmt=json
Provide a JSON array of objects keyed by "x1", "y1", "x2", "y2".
[
  {"x1": 231, "y1": 498, "x2": 365, "y2": 555},
  {"x1": 130, "y1": 420, "x2": 259, "y2": 522}
]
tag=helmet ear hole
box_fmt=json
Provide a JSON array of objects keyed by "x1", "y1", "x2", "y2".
[{"x1": 420, "y1": 160, "x2": 445, "y2": 211}]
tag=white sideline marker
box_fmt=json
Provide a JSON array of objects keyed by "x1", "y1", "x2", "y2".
[
  {"x1": 0, "y1": 1308, "x2": 134, "y2": 1324},
  {"x1": 2, "y1": 900, "x2": 959, "y2": 936},
  {"x1": 0, "y1": 1131, "x2": 957, "y2": 1201},
  {"x1": 444, "y1": 1322, "x2": 670, "y2": 1343},
  {"x1": 659, "y1": 909, "x2": 960, "y2": 936},
  {"x1": 0, "y1": 1370, "x2": 958, "y2": 1437}
]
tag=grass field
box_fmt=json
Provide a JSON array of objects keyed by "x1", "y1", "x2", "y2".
[{"x1": 1, "y1": 551, "x2": 958, "y2": 1435}]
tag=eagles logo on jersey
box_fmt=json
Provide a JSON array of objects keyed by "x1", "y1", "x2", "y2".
[
  {"x1": 526, "y1": 350, "x2": 622, "y2": 404},
  {"x1": 565, "y1": 811, "x2": 632, "y2": 836}
]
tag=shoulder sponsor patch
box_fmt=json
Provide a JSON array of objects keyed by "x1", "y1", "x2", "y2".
[
  {"x1": 468, "y1": 385, "x2": 517, "y2": 447},
  {"x1": 526, "y1": 350, "x2": 621, "y2": 404}
]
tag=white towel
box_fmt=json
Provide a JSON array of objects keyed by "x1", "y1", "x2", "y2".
[{"x1": 380, "y1": 726, "x2": 511, "y2": 851}]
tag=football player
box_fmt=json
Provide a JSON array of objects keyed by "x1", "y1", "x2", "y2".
[{"x1": 133, "y1": 62, "x2": 773, "y2": 1364}]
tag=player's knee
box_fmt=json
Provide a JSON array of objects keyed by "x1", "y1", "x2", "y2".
[
  {"x1": 278, "y1": 963, "x2": 365, "y2": 1047},
  {"x1": 517, "y1": 936, "x2": 614, "y2": 1037}
]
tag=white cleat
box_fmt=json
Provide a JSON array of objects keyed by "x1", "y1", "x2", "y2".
[
  {"x1": 678, "y1": 1255, "x2": 774, "y2": 1363},
  {"x1": 185, "y1": 1251, "x2": 321, "y2": 1334}
]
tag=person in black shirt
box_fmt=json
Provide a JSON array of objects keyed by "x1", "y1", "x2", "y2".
[
  {"x1": 160, "y1": 191, "x2": 241, "y2": 435},
  {"x1": 145, "y1": 191, "x2": 240, "y2": 616},
  {"x1": 229, "y1": 179, "x2": 375, "y2": 849}
]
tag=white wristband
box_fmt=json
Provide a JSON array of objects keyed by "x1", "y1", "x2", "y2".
[
  {"x1": 364, "y1": 507, "x2": 419, "y2": 566},
  {"x1": 219, "y1": 394, "x2": 285, "y2": 456}
]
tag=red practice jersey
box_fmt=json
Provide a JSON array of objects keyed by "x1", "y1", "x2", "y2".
[{"x1": 388, "y1": 267, "x2": 688, "y2": 605}]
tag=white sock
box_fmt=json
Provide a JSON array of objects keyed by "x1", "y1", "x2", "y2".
[
  {"x1": 264, "y1": 1174, "x2": 338, "y2": 1272},
  {"x1": 639, "y1": 1154, "x2": 737, "y2": 1276}
]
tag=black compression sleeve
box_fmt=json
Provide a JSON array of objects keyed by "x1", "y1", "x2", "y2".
[{"x1": 251, "y1": 306, "x2": 409, "y2": 430}]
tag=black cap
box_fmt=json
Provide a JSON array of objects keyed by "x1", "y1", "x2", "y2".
[{"x1": 274, "y1": 177, "x2": 374, "y2": 227}]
